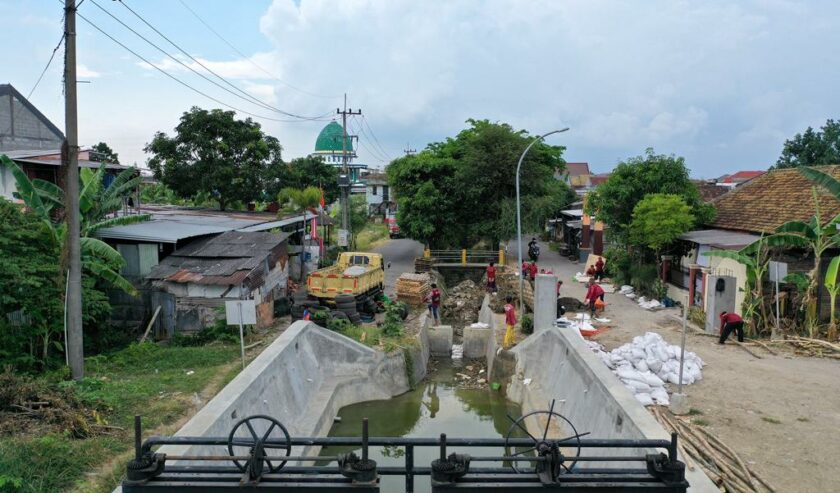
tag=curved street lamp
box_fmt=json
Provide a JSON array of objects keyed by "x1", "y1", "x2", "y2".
[{"x1": 517, "y1": 128, "x2": 570, "y2": 317}]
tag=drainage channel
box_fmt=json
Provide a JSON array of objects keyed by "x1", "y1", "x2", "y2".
[{"x1": 318, "y1": 359, "x2": 527, "y2": 493}]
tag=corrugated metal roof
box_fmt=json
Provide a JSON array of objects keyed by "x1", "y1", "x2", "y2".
[{"x1": 679, "y1": 229, "x2": 759, "y2": 250}]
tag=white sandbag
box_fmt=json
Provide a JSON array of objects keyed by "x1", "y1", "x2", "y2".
[
  {"x1": 646, "y1": 356, "x2": 663, "y2": 373},
  {"x1": 616, "y1": 368, "x2": 645, "y2": 383},
  {"x1": 642, "y1": 372, "x2": 665, "y2": 388},
  {"x1": 651, "y1": 387, "x2": 670, "y2": 406},
  {"x1": 634, "y1": 359, "x2": 649, "y2": 373},
  {"x1": 624, "y1": 380, "x2": 652, "y2": 394},
  {"x1": 630, "y1": 348, "x2": 646, "y2": 361},
  {"x1": 634, "y1": 393, "x2": 654, "y2": 406}
]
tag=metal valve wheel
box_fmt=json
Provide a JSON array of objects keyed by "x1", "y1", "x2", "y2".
[
  {"x1": 504, "y1": 399, "x2": 583, "y2": 475},
  {"x1": 227, "y1": 415, "x2": 292, "y2": 474}
]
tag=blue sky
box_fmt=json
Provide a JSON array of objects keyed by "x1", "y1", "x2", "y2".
[{"x1": 2, "y1": 0, "x2": 839, "y2": 177}]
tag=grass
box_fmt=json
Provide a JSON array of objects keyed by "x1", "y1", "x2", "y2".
[
  {"x1": 692, "y1": 418, "x2": 710, "y2": 427},
  {"x1": 796, "y1": 417, "x2": 811, "y2": 423},
  {"x1": 355, "y1": 222, "x2": 390, "y2": 251},
  {"x1": 762, "y1": 416, "x2": 782, "y2": 424},
  {"x1": 687, "y1": 408, "x2": 704, "y2": 416},
  {"x1": 0, "y1": 342, "x2": 240, "y2": 493}
]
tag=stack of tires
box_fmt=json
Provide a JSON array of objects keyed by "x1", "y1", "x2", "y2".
[
  {"x1": 290, "y1": 290, "x2": 319, "y2": 321},
  {"x1": 335, "y1": 294, "x2": 362, "y2": 325}
]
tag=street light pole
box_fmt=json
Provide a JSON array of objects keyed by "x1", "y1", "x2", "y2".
[{"x1": 516, "y1": 128, "x2": 569, "y2": 317}]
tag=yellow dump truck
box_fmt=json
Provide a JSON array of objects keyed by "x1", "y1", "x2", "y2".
[{"x1": 306, "y1": 252, "x2": 385, "y2": 304}]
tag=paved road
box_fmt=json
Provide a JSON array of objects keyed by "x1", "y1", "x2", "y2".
[{"x1": 373, "y1": 238, "x2": 425, "y2": 296}]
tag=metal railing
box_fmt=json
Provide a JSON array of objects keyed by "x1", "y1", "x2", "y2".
[{"x1": 425, "y1": 249, "x2": 506, "y2": 266}]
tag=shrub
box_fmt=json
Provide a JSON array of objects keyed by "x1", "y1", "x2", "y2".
[
  {"x1": 629, "y1": 264, "x2": 659, "y2": 296},
  {"x1": 521, "y1": 314, "x2": 534, "y2": 335},
  {"x1": 380, "y1": 303, "x2": 405, "y2": 337},
  {"x1": 604, "y1": 246, "x2": 632, "y2": 285}
]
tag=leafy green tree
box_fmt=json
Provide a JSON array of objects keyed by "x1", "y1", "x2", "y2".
[
  {"x1": 629, "y1": 194, "x2": 695, "y2": 257},
  {"x1": 145, "y1": 107, "x2": 276, "y2": 210},
  {"x1": 775, "y1": 119, "x2": 840, "y2": 169},
  {"x1": 387, "y1": 119, "x2": 574, "y2": 248},
  {"x1": 265, "y1": 156, "x2": 339, "y2": 205},
  {"x1": 587, "y1": 148, "x2": 714, "y2": 236},
  {"x1": 89, "y1": 142, "x2": 120, "y2": 164}
]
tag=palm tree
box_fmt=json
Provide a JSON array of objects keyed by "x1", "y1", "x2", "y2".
[
  {"x1": 1, "y1": 155, "x2": 149, "y2": 295},
  {"x1": 278, "y1": 186, "x2": 322, "y2": 280}
]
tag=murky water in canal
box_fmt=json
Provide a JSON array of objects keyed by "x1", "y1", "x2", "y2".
[{"x1": 319, "y1": 360, "x2": 526, "y2": 492}]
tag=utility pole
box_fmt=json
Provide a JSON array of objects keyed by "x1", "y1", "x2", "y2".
[
  {"x1": 336, "y1": 94, "x2": 361, "y2": 248},
  {"x1": 63, "y1": 0, "x2": 84, "y2": 380},
  {"x1": 403, "y1": 144, "x2": 416, "y2": 156}
]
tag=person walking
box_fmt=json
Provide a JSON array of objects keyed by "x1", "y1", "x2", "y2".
[
  {"x1": 503, "y1": 295, "x2": 517, "y2": 349},
  {"x1": 718, "y1": 311, "x2": 745, "y2": 344},
  {"x1": 584, "y1": 279, "x2": 605, "y2": 317},
  {"x1": 486, "y1": 261, "x2": 497, "y2": 293},
  {"x1": 425, "y1": 283, "x2": 442, "y2": 325}
]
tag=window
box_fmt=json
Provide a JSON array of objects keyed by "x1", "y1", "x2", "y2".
[{"x1": 372, "y1": 185, "x2": 378, "y2": 195}]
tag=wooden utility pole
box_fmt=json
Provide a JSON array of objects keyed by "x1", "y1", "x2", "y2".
[
  {"x1": 63, "y1": 0, "x2": 84, "y2": 380},
  {"x1": 336, "y1": 94, "x2": 360, "y2": 247}
]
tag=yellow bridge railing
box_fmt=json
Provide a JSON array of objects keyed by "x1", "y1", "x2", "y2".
[{"x1": 424, "y1": 249, "x2": 506, "y2": 266}]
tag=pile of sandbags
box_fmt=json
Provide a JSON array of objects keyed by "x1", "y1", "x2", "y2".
[
  {"x1": 396, "y1": 272, "x2": 431, "y2": 305},
  {"x1": 636, "y1": 296, "x2": 662, "y2": 311},
  {"x1": 574, "y1": 272, "x2": 591, "y2": 283},
  {"x1": 619, "y1": 285, "x2": 636, "y2": 299},
  {"x1": 586, "y1": 332, "x2": 704, "y2": 407}
]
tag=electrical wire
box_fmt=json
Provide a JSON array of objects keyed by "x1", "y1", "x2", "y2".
[
  {"x1": 87, "y1": 0, "x2": 330, "y2": 121},
  {"x1": 361, "y1": 114, "x2": 393, "y2": 161},
  {"x1": 74, "y1": 10, "x2": 330, "y2": 123},
  {"x1": 116, "y1": 0, "x2": 329, "y2": 121},
  {"x1": 349, "y1": 119, "x2": 389, "y2": 163},
  {"x1": 352, "y1": 118, "x2": 391, "y2": 163},
  {"x1": 177, "y1": 0, "x2": 339, "y2": 100}
]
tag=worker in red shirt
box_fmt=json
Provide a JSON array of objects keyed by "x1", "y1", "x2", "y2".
[
  {"x1": 584, "y1": 279, "x2": 605, "y2": 317},
  {"x1": 425, "y1": 283, "x2": 442, "y2": 325},
  {"x1": 718, "y1": 311, "x2": 744, "y2": 344},
  {"x1": 522, "y1": 260, "x2": 529, "y2": 278},
  {"x1": 594, "y1": 257, "x2": 605, "y2": 281},
  {"x1": 503, "y1": 295, "x2": 517, "y2": 349},
  {"x1": 528, "y1": 262, "x2": 538, "y2": 281},
  {"x1": 486, "y1": 262, "x2": 497, "y2": 293}
]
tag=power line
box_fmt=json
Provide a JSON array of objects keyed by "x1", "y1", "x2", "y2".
[
  {"x1": 352, "y1": 118, "x2": 392, "y2": 163},
  {"x1": 350, "y1": 120, "x2": 389, "y2": 163},
  {"x1": 87, "y1": 0, "x2": 330, "y2": 122},
  {"x1": 74, "y1": 10, "x2": 329, "y2": 123},
  {"x1": 361, "y1": 114, "x2": 393, "y2": 162},
  {"x1": 116, "y1": 0, "x2": 327, "y2": 121},
  {"x1": 177, "y1": 0, "x2": 339, "y2": 101}
]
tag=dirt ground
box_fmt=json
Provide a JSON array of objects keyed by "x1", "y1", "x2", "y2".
[{"x1": 517, "y1": 240, "x2": 840, "y2": 493}]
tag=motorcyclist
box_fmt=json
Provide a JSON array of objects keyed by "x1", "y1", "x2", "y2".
[{"x1": 528, "y1": 238, "x2": 540, "y2": 261}]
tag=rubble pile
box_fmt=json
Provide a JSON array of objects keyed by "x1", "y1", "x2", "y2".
[
  {"x1": 441, "y1": 279, "x2": 484, "y2": 330},
  {"x1": 586, "y1": 332, "x2": 704, "y2": 407},
  {"x1": 489, "y1": 267, "x2": 531, "y2": 312}
]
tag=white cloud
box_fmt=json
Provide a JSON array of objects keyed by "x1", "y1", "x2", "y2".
[
  {"x1": 64, "y1": 0, "x2": 840, "y2": 174},
  {"x1": 77, "y1": 64, "x2": 101, "y2": 79}
]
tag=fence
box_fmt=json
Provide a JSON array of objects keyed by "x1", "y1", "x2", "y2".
[{"x1": 424, "y1": 249, "x2": 506, "y2": 266}]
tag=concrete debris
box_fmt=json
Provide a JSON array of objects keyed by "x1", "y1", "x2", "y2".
[
  {"x1": 586, "y1": 333, "x2": 705, "y2": 407},
  {"x1": 441, "y1": 280, "x2": 484, "y2": 330},
  {"x1": 451, "y1": 343, "x2": 464, "y2": 359}
]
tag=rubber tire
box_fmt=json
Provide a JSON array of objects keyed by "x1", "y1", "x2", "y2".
[
  {"x1": 349, "y1": 314, "x2": 362, "y2": 325},
  {"x1": 335, "y1": 294, "x2": 355, "y2": 305},
  {"x1": 399, "y1": 305, "x2": 409, "y2": 320},
  {"x1": 331, "y1": 310, "x2": 350, "y2": 321}
]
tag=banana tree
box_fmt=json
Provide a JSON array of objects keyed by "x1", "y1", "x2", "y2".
[
  {"x1": 1, "y1": 154, "x2": 148, "y2": 295},
  {"x1": 824, "y1": 256, "x2": 840, "y2": 340},
  {"x1": 703, "y1": 236, "x2": 770, "y2": 337},
  {"x1": 764, "y1": 188, "x2": 840, "y2": 336},
  {"x1": 278, "y1": 186, "x2": 322, "y2": 281}
]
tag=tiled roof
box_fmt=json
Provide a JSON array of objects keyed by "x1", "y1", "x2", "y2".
[
  {"x1": 565, "y1": 162, "x2": 590, "y2": 176},
  {"x1": 720, "y1": 170, "x2": 765, "y2": 183},
  {"x1": 590, "y1": 173, "x2": 610, "y2": 186},
  {"x1": 709, "y1": 166, "x2": 840, "y2": 234},
  {"x1": 695, "y1": 182, "x2": 729, "y2": 202}
]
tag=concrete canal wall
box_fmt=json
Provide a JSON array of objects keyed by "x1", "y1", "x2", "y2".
[{"x1": 505, "y1": 274, "x2": 717, "y2": 492}]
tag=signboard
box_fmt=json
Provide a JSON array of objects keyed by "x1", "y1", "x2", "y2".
[
  {"x1": 225, "y1": 299, "x2": 257, "y2": 326},
  {"x1": 338, "y1": 229, "x2": 349, "y2": 247},
  {"x1": 768, "y1": 261, "x2": 788, "y2": 283}
]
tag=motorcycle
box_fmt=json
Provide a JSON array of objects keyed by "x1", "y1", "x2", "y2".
[{"x1": 528, "y1": 243, "x2": 540, "y2": 262}]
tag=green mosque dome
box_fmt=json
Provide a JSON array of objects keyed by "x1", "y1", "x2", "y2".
[{"x1": 314, "y1": 121, "x2": 352, "y2": 153}]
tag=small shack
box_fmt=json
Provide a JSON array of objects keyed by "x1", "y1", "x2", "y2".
[{"x1": 146, "y1": 231, "x2": 290, "y2": 336}]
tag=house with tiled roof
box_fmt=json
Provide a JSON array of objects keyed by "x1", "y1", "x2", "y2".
[
  {"x1": 556, "y1": 162, "x2": 594, "y2": 195},
  {"x1": 671, "y1": 166, "x2": 840, "y2": 329},
  {"x1": 717, "y1": 170, "x2": 765, "y2": 185}
]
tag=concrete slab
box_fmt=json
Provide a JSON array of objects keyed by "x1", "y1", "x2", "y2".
[
  {"x1": 427, "y1": 324, "x2": 453, "y2": 357},
  {"x1": 534, "y1": 273, "x2": 558, "y2": 332}
]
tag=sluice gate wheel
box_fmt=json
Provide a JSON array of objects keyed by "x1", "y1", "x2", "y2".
[
  {"x1": 503, "y1": 399, "x2": 584, "y2": 477},
  {"x1": 227, "y1": 414, "x2": 292, "y2": 476}
]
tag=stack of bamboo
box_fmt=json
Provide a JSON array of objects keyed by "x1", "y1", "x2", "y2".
[
  {"x1": 762, "y1": 336, "x2": 840, "y2": 359},
  {"x1": 414, "y1": 257, "x2": 434, "y2": 273},
  {"x1": 396, "y1": 273, "x2": 431, "y2": 306},
  {"x1": 652, "y1": 408, "x2": 776, "y2": 493}
]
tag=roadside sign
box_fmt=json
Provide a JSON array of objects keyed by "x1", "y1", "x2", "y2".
[
  {"x1": 338, "y1": 229, "x2": 349, "y2": 247},
  {"x1": 768, "y1": 261, "x2": 788, "y2": 282},
  {"x1": 225, "y1": 299, "x2": 256, "y2": 369},
  {"x1": 225, "y1": 300, "x2": 257, "y2": 325}
]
